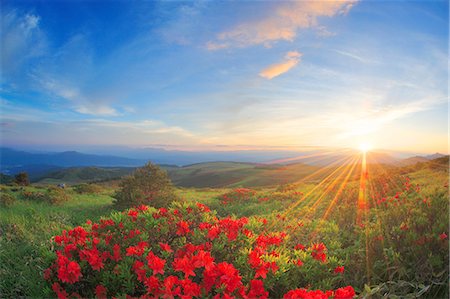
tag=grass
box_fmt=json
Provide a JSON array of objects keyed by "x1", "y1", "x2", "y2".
[
  {"x1": 0, "y1": 157, "x2": 448, "y2": 298},
  {"x1": 0, "y1": 189, "x2": 115, "y2": 298}
]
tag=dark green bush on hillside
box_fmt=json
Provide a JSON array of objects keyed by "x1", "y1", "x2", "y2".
[
  {"x1": 46, "y1": 186, "x2": 71, "y2": 204},
  {"x1": 14, "y1": 172, "x2": 30, "y2": 186},
  {"x1": 21, "y1": 187, "x2": 70, "y2": 204},
  {"x1": 113, "y1": 162, "x2": 177, "y2": 209},
  {"x1": 73, "y1": 183, "x2": 103, "y2": 194}
]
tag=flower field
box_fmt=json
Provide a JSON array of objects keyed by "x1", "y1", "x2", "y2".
[{"x1": 0, "y1": 158, "x2": 448, "y2": 298}]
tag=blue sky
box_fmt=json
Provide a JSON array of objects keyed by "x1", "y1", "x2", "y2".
[{"x1": 1, "y1": 0, "x2": 448, "y2": 154}]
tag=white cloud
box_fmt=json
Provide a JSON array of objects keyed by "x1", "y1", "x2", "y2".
[{"x1": 1, "y1": 10, "x2": 46, "y2": 78}]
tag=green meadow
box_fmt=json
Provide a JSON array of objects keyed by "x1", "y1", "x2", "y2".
[{"x1": 0, "y1": 157, "x2": 448, "y2": 298}]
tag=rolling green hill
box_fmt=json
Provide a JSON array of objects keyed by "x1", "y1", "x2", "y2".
[{"x1": 33, "y1": 156, "x2": 448, "y2": 188}]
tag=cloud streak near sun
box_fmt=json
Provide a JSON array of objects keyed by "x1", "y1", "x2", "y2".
[
  {"x1": 207, "y1": 0, "x2": 357, "y2": 49},
  {"x1": 259, "y1": 51, "x2": 302, "y2": 79}
]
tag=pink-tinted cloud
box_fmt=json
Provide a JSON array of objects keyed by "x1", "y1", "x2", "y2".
[
  {"x1": 207, "y1": 0, "x2": 357, "y2": 49},
  {"x1": 259, "y1": 51, "x2": 302, "y2": 79}
]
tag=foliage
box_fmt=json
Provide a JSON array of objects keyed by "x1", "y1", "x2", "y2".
[
  {"x1": 113, "y1": 162, "x2": 177, "y2": 209},
  {"x1": 0, "y1": 191, "x2": 115, "y2": 298},
  {"x1": 15, "y1": 172, "x2": 30, "y2": 186},
  {"x1": 1, "y1": 159, "x2": 448, "y2": 298},
  {"x1": 0, "y1": 173, "x2": 14, "y2": 185},
  {"x1": 45, "y1": 203, "x2": 354, "y2": 298},
  {"x1": 0, "y1": 192, "x2": 16, "y2": 207},
  {"x1": 73, "y1": 183, "x2": 103, "y2": 194},
  {"x1": 20, "y1": 187, "x2": 71, "y2": 204}
]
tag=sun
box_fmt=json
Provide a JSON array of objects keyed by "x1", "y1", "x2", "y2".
[{"x1": 358, "y1": 142, "x2": 372, "y2": 153}]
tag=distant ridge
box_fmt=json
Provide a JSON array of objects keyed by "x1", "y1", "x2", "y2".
[{"x1": 0, "y1": 147, "x2": 145, "y2": 167}]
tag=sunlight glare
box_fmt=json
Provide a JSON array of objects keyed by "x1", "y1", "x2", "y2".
[{"x1": 358, "y1": 143, "x2": 372, "y2": 153}]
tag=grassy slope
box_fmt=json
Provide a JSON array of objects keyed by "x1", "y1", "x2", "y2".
[
  {"x1": 1, "y1": 158, "x2": 448, "y2": 298},
  {"x1": 34, "y1": 162, "x2": 321, "y2": 188},
  {"x1": 0, "y1": 187, "x2": 115, "y2": 298}
]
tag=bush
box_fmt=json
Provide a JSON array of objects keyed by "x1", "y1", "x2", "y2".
[
  {"x1": 113, "y1": 162, "x2": 177, "y2": 209},
  {"x1": 220, "y1": 188, "x2": 256, "y2": 204},
  {"x1": 0, "y1": 192, "x2": 16, "y2": 206},
  {"x1": 21, "y1": 187, "x2": 70, "y2": 204},
  {"x1": 73, "y1": 183, "x2": 103, "y2": 194},
  {"x1": 46, "y1": 186, "x2": 71, "y2": 204},
  {"x1": 21, "y1": 190, "x2": 48, "y2": 202},
  {"x1": 44, "y1": 203, "x2": 355, "y2": 298},
  {"x1": 14, "y1": 172, "x2": 30, "y2": 186}
]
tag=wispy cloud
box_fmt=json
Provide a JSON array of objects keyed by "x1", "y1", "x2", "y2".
[
  {"x1": 1, "y1": 9, "x2": 46, "y2": 81},
  {"x1": 207, "y1": 0, "x2": 357, "y2": 49},
  {"x1": 259, "y1": 51, "x2": 302, "y2": 79},
  {"x1": 1, "y1": 117, "x2": 200, "y2": 146}
]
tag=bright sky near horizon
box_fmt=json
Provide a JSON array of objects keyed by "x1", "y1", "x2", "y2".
[{"x1": 1, "y1": 0, "x2": 448, "y2": 154}]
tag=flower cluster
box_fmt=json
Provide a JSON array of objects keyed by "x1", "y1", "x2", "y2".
[
  {"x1": 45, "y1": 203, "x2": 355, "y2": 298},
  {"x1": 221, "y1": 188, "x2": 257, "y2": 204}
]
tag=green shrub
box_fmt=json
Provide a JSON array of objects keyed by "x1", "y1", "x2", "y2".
[
  {"x1": 46, "y1": 186, "x2": 71, "y2": 204},
  {"x1": 14, "y1": 172, "x2": 30, "y2": 186},
  {"x1": 0, "y1": 192, "x2": 16, "y2": 206},
  {"x1": 20, "y1": 187, "x2": 70, "y2": 204},
  {"x1": 73, "y1": 183, "x2": 103, "y2": 194},
  {"x1": 21, "y1": 190, "x2": 48, "y2": 201},
  {"x1": 113, "y1": 162, "x2": 177, "y2": 209}
]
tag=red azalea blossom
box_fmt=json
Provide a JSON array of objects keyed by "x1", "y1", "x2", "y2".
[
  {"x1": 159, "y1": 242, "x2": 173, "y2": 253},
  {"x1": 46, "y1": 204, "x2": 359, "y2": 299},
  {"x1": 176, "y1": 221, "x2": 191, "y2": 236},
  {"x1": 311, "y1": 243, "x2": 327, "y2": 263},
  {"x1": 247, "y1": 280, "x2": 268, "y2": 299},
  {"x1": 173, "y1": 256, "x2": 196, "y2": 278},
  {"x1": 57, "y1": 255, "x2": 82, "y2": 284},
  {"x1": 334, "y1": 286, "x2": 355, "y2": 299},
  {"x1": 95, "y1": 285, "x2": 107, "y2": 299},
  {"x1": 147, "y1": 251, "x2": 166, "y2": 275},
  {"x1": 52, "y1": 282, "x2": 69, "y2": 299},
  {"x1": 440, "y1": 233, "x2": 448, "y2": 240},
  {"x1": 294, "y1": 244, "x2": 306, "y2": 251}
]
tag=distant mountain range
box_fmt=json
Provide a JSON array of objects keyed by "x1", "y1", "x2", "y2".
[{"x1": 0, "y1": 147, "x2": 446, "y2": 181}]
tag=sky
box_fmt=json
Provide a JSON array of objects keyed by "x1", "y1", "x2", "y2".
[{"x1": 1, "y1": 0, "x2": 448, "y2": 154}]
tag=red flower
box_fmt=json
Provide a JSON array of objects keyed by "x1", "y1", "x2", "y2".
[
  {"x1": 334, "y1": 266, "x2": 345, "y2": 274},
  {"x1": 145, "y1": 276, "x2": 161, "y2": 296},
  {"x1": 311, "y1": 243, "x2": 327, "y2": 263},
  {"x1": 95, "y1": 285, "x2": 107, "y2": 299},
  {"x1": 248, "y1": 250, "x2": 262, "y2": 268},
  {"x1": 208, "y1": 226, "x2": 220, "y2": 240},
  {"x1": 52, "y1": 282, "x2": 69, "y2": 299},
  {"x1": 247, "y1": 280, "x2": 268, "y2": 298},
  {"x1": 57, "y1": 255, "x2": 82, "y2": 284},
  {"x1": 180, "y1": 278, "x2": 201, "y2": 297},
  {"x1": 147, "y1": 251, "x2": 166, "y2": 275},
  {"x1": 176, "y1": 221, "x2": 191, "y2": 236},
  {"x1": 112, "y1": 244, "x2": 121, "y2": 261},
  {"x1": 159, "y1": 242, "x2": 173, "y2": 253},
  {"x1": 173, "y1": 256, "x2": 196, "y2": 278},
  {"x1": 283, "y1": 288, "x2": 329, "y2": 299},
  {"x1": 127, "y1": 209, "x2": 139, "y2": 221},
  {"x1": 132, "y1": 260, "x2": 146, "y2": 282},
  {"x1": 334, "y1": 286, "x2": 355, "y2": 299},
  {"x1": 440, "y1": 233, "x2": 448, "y2": 240},
  {"x1": 193, "y1": 250, "x2": 215, "y2": 270},
  {"x1": 294, "y1": 244, "x2": 306, "y2": 251},
  {"x1": 294, "y1": 259, "x2": 303, "y2": 267}
]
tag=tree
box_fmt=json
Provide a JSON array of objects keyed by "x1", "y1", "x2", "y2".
[
  {"x1": 14, "y1": 172, "x2": 30, "y2": 186},
  {"x1": 113, "y1": 162, "x2": 177, "y2": 209}
]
